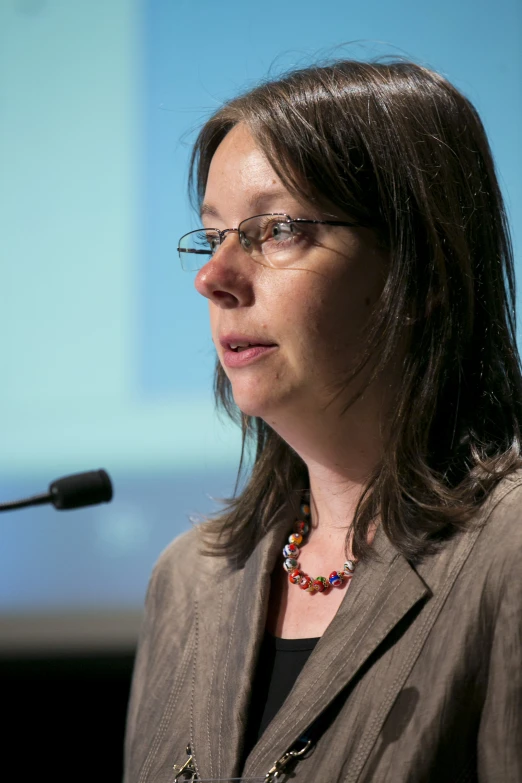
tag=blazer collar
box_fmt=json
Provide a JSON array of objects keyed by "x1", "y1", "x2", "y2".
[
  {"x1": 242, "y1": 525, "x2": 431, "y2": 777},
  {"x1": 190, "y1": 509, "x2": 288, "y2": 780},
  {"x1": 190, "y1": 515, "x2": 430, "y2": 781}
]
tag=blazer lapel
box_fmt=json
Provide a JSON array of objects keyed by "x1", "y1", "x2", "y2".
[
  {"x1": 190, "y1": 512, "x2": 289, "y2": 781},
  {"x1": 242, "y1": 527, "x2": 431, "y2": 778}
]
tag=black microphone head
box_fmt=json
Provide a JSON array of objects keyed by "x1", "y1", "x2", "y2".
[{"x1": 49, "y1": 469, "x2": 113, "y2": 510}]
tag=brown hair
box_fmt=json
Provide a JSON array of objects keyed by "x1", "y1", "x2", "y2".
[{"x1": 188, "y1": 58, "x2": 522, "y2": 564}]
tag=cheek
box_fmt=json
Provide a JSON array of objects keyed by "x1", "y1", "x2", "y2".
[
  {"x1": 293, "y1": 282, "x2": 380, "y2": 367},
  {"x1": 323, "y1": 258, "x2": 385, "y2": 338},
  {"x1": 209, "y1": 303, "x2": 219, "y2": 341},
  {"x1": 310, "y1": 284, "x2": 369, "y2": 342}
]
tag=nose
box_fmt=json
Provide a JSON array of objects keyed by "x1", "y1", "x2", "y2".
[{"x1": 194, "y1": 233, "x2": 254, "y2": 308}]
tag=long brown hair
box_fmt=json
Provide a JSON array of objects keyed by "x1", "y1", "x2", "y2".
[{"x1": 188, "y1": 58, "x2": 522, "y2": 564}]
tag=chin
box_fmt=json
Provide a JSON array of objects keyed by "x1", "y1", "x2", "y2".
[
  {"x1": 231, "y1": 382, "x2": 296, "y2": 422},
  {"x1": 226, "y1": 357, "x2": 300, "y2": 415},
  {"x1": 230, "y1": 382, "x2": 277, "y2": 419},
  {"x1": 232, "y1": 393, "x2": 270, "y2": 419}
]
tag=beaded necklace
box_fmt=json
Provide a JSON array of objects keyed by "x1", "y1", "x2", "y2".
[{"x1": 282, "y1": 496, "x2": 357, "y2": 592}]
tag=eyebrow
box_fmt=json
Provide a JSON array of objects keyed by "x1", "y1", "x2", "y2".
[
  {"x1": 200, "y1": 189, "x2": 297, "y2": 223},
  {"x1": 200, "y1": 202, "x2": 220, "y2": 220}
]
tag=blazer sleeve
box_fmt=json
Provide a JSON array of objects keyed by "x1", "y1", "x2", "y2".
[
  {"x1": 123, "y1": 567, "x2": 158, "y2": 783},
  {"x1": 477, "y1": 537, "x2": 522, "y2": 782}
]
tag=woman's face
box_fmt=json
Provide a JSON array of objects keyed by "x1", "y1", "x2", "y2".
[{"x1": 195, "y1": 124, "x2": 388, "y2": 426}]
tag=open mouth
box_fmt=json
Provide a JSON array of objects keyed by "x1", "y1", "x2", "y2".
[
  {"x1": 222, "y1": 342, "x2": 278, "y2": 367},
  {"x1": 229, "y1": 342, "x2": 275, "y2": 352}
]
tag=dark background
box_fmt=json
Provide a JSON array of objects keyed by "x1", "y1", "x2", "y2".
[{"x1": 2, "y1": 651, "x2": 134, "y2": 781}]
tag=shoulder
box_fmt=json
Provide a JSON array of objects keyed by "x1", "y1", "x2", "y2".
[
  {"x1": 145, "y1": 524, "x2": 229, "y2": 615},
  {"x1": 155, "y1": 525, "x2": 202, "y2": 572},
  {"x1": 464, "y1": 470, "x2": 522, "y2": 601},
  {"x1": 477, "y1": 469, "x2": 522, "y2": 556},
  {"x1": 418, "y1": 471, "x2": 522, "y2": 600},
  {"x1": 150, "y1": 525, "x2": 201, "y2": 593}
]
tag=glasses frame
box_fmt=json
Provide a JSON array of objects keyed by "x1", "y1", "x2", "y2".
[{"x1": 177, "y1": 213, "x2": 363, "y2": 268}]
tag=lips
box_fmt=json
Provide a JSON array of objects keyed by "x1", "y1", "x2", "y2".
[
  {"x1": 219, "y1": 334, "x2": 278, "y2": 368},
  {"x1": 219, "y1": 335, "x2": 277, "y2": 352},
  {"x1": 229, "y1": 342, "x2": 267, "y2": 352}
]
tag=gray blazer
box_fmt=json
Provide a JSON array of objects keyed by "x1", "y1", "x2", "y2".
[{"x1": 124, "y1": 472, "x2": 522, "y2": 782}]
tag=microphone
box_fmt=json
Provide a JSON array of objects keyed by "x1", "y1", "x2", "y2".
[{"x1": 0, "y1": 469, "x2": 113, "y2": 513}]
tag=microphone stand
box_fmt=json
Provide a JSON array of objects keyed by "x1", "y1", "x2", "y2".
[{"x1": 0, "y1": 469, "x2": 113, "y2": 513}]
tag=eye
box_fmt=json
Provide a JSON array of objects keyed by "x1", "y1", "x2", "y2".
[
  {"x1": 270, "y1": 221, "x2": 296, "y2": 241},
  {"x1": 205, "y1": 232, "x2": 221, "y2": 255},
  {"x1": 239, "y1": 231, "x2": 252, "y2": 250},
  {"x1": 237, "y1": 215, "x2": 307, "y2": 259}
]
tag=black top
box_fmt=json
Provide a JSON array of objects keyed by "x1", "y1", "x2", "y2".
[{"x1": 243, "y1": 632, "x2": 320, "y2": 761}]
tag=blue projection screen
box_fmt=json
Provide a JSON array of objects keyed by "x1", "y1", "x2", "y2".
[
  {"x1": 0, "y1": 0, "x2": 520, "y2": 651},
  {"x1": 0, "y1": 0, "x2": 240, "y2": 651}
]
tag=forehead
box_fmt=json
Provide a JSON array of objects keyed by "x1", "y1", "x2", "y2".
[{"x1": 201, "y1": 124, "x2": 299, "y2": 222}]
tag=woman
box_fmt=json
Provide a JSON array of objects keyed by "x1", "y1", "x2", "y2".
[{"x1": 124, "y1": 59, "x2": 522, "y2": 782}]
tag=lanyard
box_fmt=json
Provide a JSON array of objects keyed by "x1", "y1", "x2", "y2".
[{"x1": 173, "y1": 736, "x2": 313, "y2": 782}]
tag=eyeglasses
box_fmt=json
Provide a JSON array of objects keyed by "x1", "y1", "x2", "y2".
[{"x1": 177, "y1": 213, "x2": 362, "y2": 271}]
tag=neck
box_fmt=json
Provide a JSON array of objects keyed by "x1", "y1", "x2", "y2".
[
  {"x1": 267, "y1": 382, "x2": 389, "y2": 546},
  {"x1": 307, "y1": 464, "x2": 369, "y2": 532}
]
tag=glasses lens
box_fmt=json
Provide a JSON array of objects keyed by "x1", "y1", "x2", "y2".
[
  {"x1": 178, "y1": 229, "x2": 220, "y2": 271},
  {"x1": 239, "y1": 215, "x2": 308, "y2": 265}
]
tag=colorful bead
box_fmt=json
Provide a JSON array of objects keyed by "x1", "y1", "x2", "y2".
[
  {"x1": 284, "y1": 494, "x2": 356, "y2": 595},
  {"x1": 299, "y1": 575, "x2": 313, "y2": 591},
  {"x1": 295, "y1": 519, "x2": 310, "y2": 536},
  {"x1": 283, "y1": 543, "x2": 299, "y2": 558},
  {"x1": 312, "y1": 576, "x2": 328, "y2": 592},
  {"x1": 343, "y1": 560, "x2": 356, "y2": 577}
]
